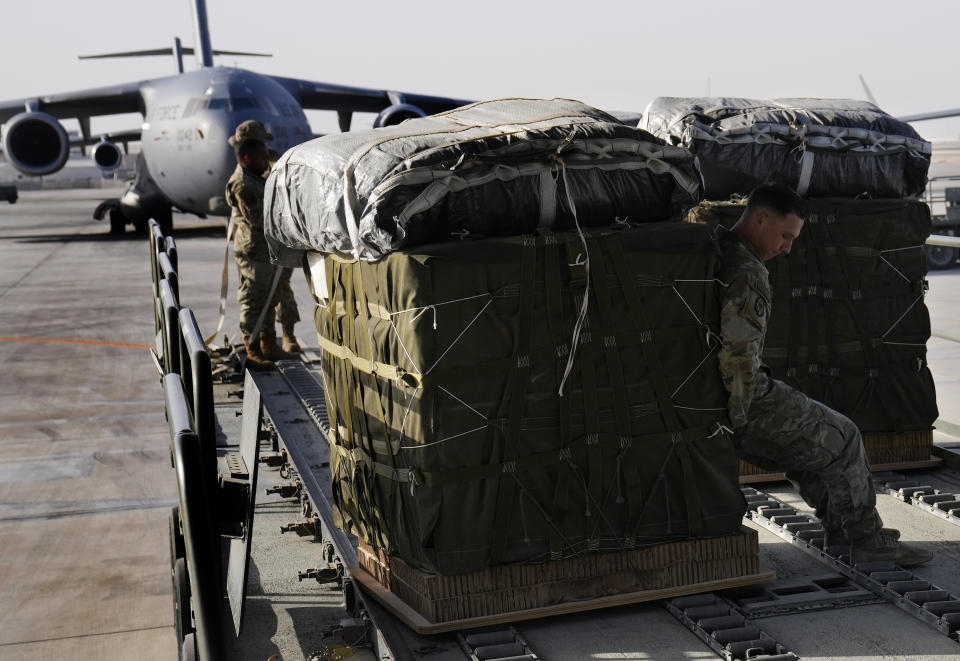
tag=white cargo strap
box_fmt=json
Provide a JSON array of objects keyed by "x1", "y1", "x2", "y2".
[
  {"x1": 204, "y1": 216, "x2": 236, "y2": 348},
  {"x1": 557, "y1": 159, "x2": 591, "y2": 397},
  {"x1": 248, "y1": 266, "x2": 285, "y2": 345}
]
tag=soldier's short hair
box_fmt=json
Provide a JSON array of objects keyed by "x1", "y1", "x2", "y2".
[
  {"x1": 746, "y1": 182, "x2": 807, "y2": 220},
  {"x1": 234, "y1": 138, "x2": 266, "y2": 160}
]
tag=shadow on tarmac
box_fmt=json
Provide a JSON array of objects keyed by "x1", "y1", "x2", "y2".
[{"x1": 4, "y1": 225, "x2": 226, "y2": 244}]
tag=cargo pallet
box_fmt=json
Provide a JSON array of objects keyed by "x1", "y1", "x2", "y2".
[
  {"x1": 355, "y1": 529, "x2": 773, "y2": 634},
  {"x1": 148, "y1": 221, "x2": 775, "y2": 660}
]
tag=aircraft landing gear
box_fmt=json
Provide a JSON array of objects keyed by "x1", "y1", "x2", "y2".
[
  {"x1": 95, "y1": 198, "x2": 125, "y2": 234},
  {"x1": 95, "y1": 198, "x2": 174, "y2": 236},
  {"x1": 137, "y1": 206, "x2": 173, "y2": 235},
  {"x1": 155, "y1": 206, "x2": 174, "y2": 237},
  {"x1": 108, "y1": 209, "x2": 126, "y2": 235}
]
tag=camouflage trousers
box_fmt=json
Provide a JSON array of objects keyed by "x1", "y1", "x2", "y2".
[
  {"x1": 733, "y1": 377, "x2": 883, "y2": 540},
  {"x1": 235, "y1": 252, "x2": 300, "y2": 344}
]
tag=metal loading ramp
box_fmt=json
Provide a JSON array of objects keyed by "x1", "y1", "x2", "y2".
[
  {"x1": 149, "y1": 219, "x2": 960, "y2": 661},
  {"x1": 202, "y1": 356, "x2": 960, "y2": 661}
]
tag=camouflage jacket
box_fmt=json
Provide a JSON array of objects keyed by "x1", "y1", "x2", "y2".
[
  {"x1": 717, "y1": 231, "x2": 773, "y2": 428},
  {"x1": 225, "y1": 165, "x2": 269, "y2": 261}
]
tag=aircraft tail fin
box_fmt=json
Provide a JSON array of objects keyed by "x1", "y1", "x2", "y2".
[
  {"x1": 79, "y1": 36, "x2": 270, "y2": 73},
  {"x1": 858, "y1": 74, "x2": 878, "y2": 106},
  {"x1": 191, "y1": 0, "x2": 214, "y2": 68},
  {"x1": 81, "y1": 0, "x2": 271, "y2": 71}
]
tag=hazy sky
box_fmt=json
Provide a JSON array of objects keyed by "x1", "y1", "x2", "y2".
[{"x1": 3, "y1": 0, "x2": 960, "y2": 139}]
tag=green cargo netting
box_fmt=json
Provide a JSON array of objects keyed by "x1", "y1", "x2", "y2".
[
  {"x1": 316, "y1": 223, "x2": 746, "y2": 575},
  {"x1": 688, "y1": 199, "x2": 938, "y2": 432}
]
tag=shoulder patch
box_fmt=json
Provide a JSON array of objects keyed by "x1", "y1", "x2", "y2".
[
  {"x1": 740, "y1": 280, "x2": 771, "y2": 331},
  {"x1": 754, "y1": 293, "x2": 767, "y2": 320}
]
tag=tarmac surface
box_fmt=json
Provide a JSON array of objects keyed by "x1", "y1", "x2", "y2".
[
  {"x1": 0, "y1": 190, "x2": 314, "y2": 660},
  {"x1": 3, "y1": 188, "x2": 960, "y2": 660},
  {"x1": 0, "y1": 189, "x2": 178, "y2": 660}
]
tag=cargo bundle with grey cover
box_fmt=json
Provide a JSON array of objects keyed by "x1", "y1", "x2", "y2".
[
  {"x1": 688, "y1": 199, "x2": 938, "y2": 433},
  {"x1": 641, "y1": 97, "x2": 931, "y2": 200},
  {"x1": 316, "y1": 223, "x2": 745, "y2": 575},
  {"x1": 264, "y1": 98, "x2": 701, "y2": 263}
]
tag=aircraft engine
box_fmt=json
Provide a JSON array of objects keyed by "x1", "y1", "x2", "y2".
[
  {"x1": 91, "y1": 140, "x2": 123, "y2": 173},
  {"x1": 1, "y1": 111, "x2": 70, "y2": 176},
  {"x1": 373, "y1": 103, "x2": 427, "y2": 128}
]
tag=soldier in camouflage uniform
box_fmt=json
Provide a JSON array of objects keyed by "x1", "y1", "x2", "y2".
[
  {"x1": 225, "y1": 124, "x2": 299, "y2": 368},
  {"x1": 718, "y1": 182, "x2": 931, "y2": 566},
  {"x1": 227, "y1": 121, "x2": 301, "y2": 359}
]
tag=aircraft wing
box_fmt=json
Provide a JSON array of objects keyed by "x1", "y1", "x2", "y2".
[
  {"x1": 900, "y1": 108, "x2": 960, "y2": 123},
  {"x1": 0, "y1": 81, "x2": 143, "y2": 124},
  {"x1": 269, "y1": 76, "x2": 470, "y2": 116}
]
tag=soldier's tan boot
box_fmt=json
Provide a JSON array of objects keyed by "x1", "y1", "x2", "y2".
[
  {"x1": 824, "y1": 527, "x2": 900, "y2": 548},
  {"x1": 260, "y1": 334, "x2": 295, "y2": 361},
  {"x1": 851, "y1": 529, "x2": 932, "y2": 567},
  {"x1": 244, "y1": 341, "x2": 274, "y2": 370},
  {"x1": 281, "y1": 324, "x2": 301, "y2": 354}
]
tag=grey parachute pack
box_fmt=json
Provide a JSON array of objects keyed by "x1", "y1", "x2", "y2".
[
  {"x1": 264, "y1": 98, "x2": 701, "y2": 263},
  {"x1": 641, "y1": 97, "x2": 931, "y2": 200}
]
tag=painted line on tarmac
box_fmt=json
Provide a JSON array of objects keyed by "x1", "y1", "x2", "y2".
[
  {"x1": 0, "y1": 497, "x2": 177, "y2": 522},
  {"x1": 0, "y1": 446, "x2": 167, "y2": 464},
  {"x1": 0, "y1": 410, "x2": 165, "y2": 429},
  {"x1": 0, "y1": 336, "x2": 151, "y2": 349},
  {"x1": 0, "y1": 624, "x2": 171, "y2": 648}
]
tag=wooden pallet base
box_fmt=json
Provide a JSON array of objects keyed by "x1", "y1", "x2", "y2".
[
  {"x1": 739, "y1": 429, "x2": 938, "y2": 483},
  {"x1": 352, "y1": 566, "x2": 776, "y2": 634},
  {"x1": 352, "y1": 526, "x2": 773, "y2": 634}
]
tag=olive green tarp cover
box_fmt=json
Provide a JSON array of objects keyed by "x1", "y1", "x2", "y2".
[
  {"x1": 688, "y1": 199, "x2": 937, "y2": 432},
  {"x1": 316, "y1": 223, "x2": 746, "y2": 575}
]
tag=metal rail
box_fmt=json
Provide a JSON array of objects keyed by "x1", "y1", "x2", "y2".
[
  {"x1": 742, "y1": 487, "x2": 960, "y2": 643},
  {"x1": 456, "y1": 627, "x2": 539, "y2": 661},
  {"x1": 883, "y1": 472, "x2": 960, "y2": 530},
  {"x1": 665, "y1": 571, "x2": 884, "y2": 660},
  {"x1": 665, "y1": 593, "x2": 798, "y2": 661}
]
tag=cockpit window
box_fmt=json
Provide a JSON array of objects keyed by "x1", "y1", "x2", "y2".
[
  {"x1": 207, "y1": 98, "x2": 231, "y2": 111},
  {"x1": 182, "y1": 97, "x2": 263, "y2": 116}
]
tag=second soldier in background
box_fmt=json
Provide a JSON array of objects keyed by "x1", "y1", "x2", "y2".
[{"x1": 225, "y1": 120, "x2": 300, "y2": 369}]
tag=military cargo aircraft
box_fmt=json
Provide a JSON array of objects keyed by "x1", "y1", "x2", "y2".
[{"x1": 0, "y1": 0, "x2": 468, "y2": 234}]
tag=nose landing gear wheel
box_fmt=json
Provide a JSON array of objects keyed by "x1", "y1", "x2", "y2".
[{"x1": 108, "y1": 209, "x2": 126, "y2": 235}]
